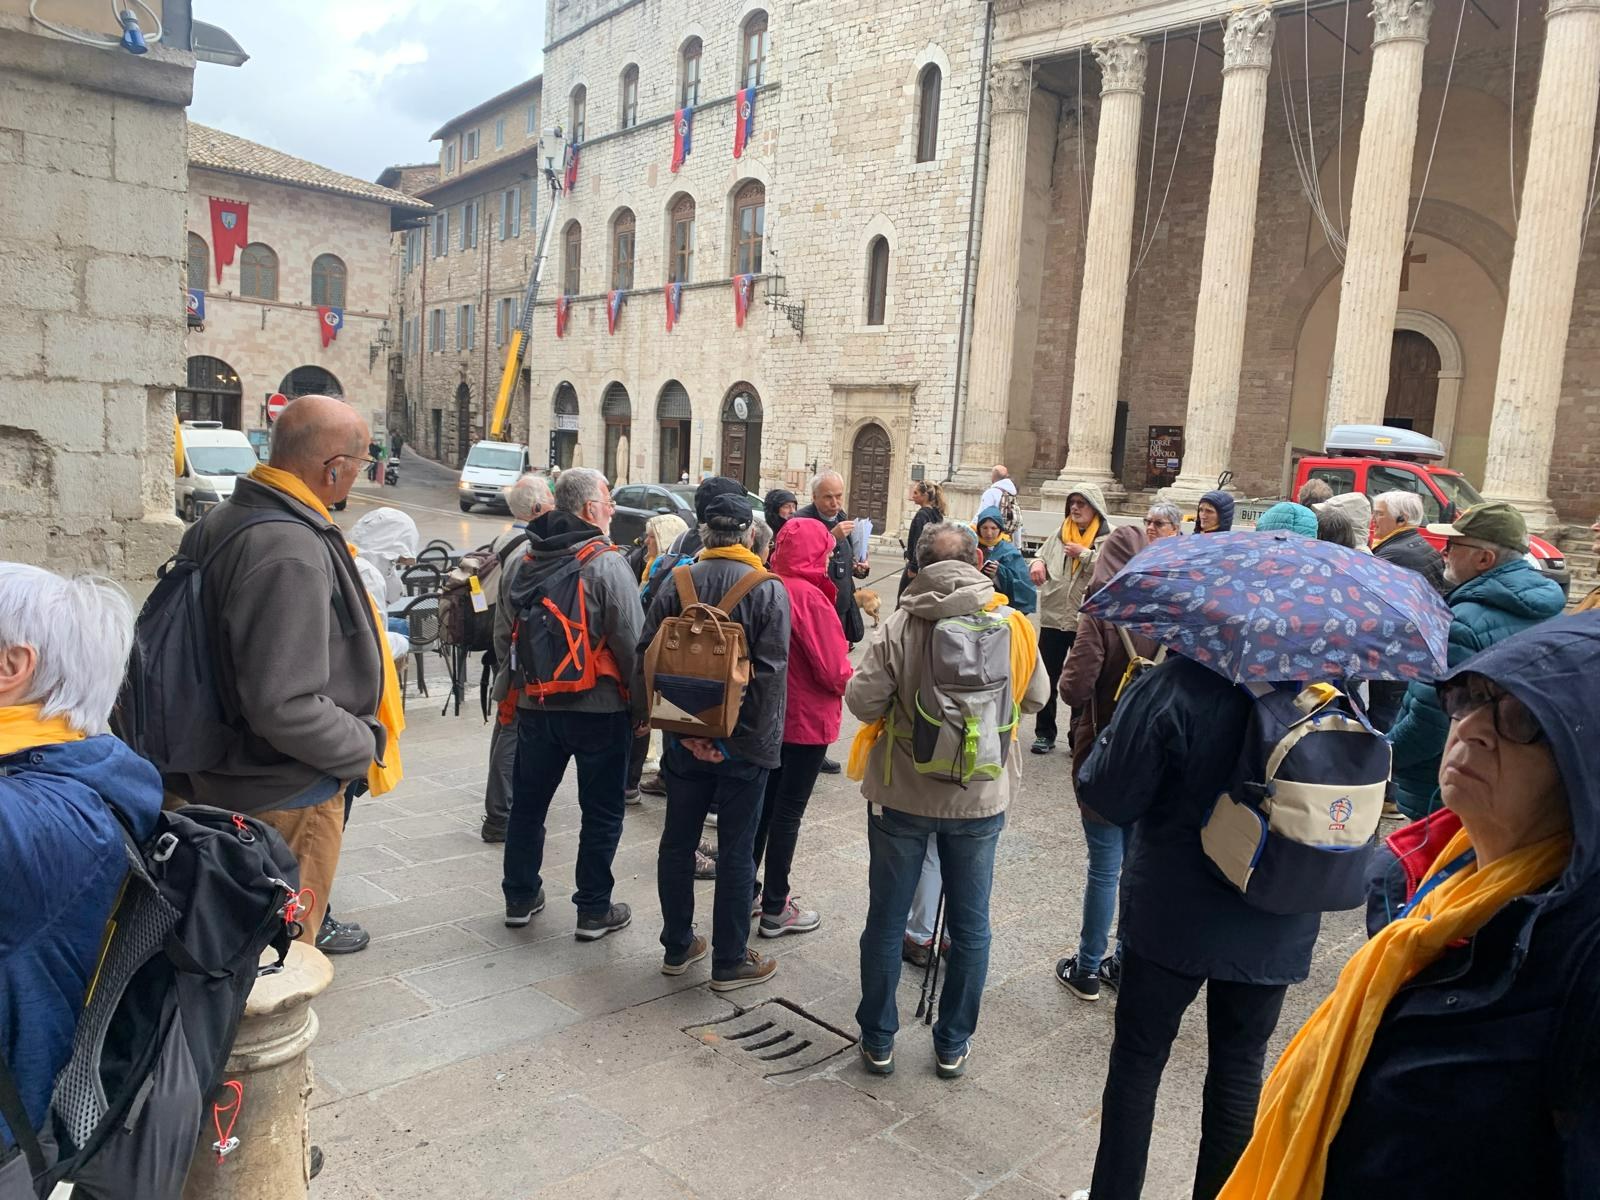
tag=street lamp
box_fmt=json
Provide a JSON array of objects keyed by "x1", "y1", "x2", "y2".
[{"x1": 369, "y1": 319, "x2": 394, "y2": 369}]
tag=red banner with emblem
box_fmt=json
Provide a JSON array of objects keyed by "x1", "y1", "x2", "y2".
[{"x1": 208, "y1": 197, "x2": 249, "y2": 283}]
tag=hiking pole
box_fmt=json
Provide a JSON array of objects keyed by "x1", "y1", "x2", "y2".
[{"x1": 915, "y1": 890, "x2": 947, "y2": 1024}]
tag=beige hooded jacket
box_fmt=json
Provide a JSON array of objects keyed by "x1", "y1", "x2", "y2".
[{"x1": 1035, "y1": 481, "x2": 1111, "y2": 631}]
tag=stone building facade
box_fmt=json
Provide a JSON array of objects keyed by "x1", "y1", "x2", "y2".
[
  {"x1": 0, "y1": 3, "x2": 196, "y2": 577},
  {"x1": 184, "y1": 126, "x2": 429, "y2": 452}
]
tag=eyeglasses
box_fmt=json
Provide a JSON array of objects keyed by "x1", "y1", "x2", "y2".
[
  {"x1": 1144, "y1": 519, "x2": 1174, "y2": 530},
  {"x1": 1438, "y1": 675, "x2": 1545, "y2": 744},
  {"x1": 324, "y1": 453, "x2": 378, "y2": 471}
]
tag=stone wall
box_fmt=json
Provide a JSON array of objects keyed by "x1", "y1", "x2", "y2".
[{"x1": 0, "y1": 12, "x2": 193, "y2": 578}]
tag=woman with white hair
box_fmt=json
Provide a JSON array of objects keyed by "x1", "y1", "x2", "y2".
[{"x1": 0, "y1": 565, "x2": 163, "y2": 1174}]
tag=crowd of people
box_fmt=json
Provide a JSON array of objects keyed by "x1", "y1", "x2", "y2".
[{"x1": 4, "y1": 402, "x2": 1598, "y2": 1196}]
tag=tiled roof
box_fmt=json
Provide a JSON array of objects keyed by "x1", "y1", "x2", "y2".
[{"x1": 188, "y1": 124, "x2": 431, "y2": 211}]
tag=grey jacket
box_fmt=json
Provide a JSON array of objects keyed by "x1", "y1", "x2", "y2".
[
  {"x1": 633, "y1": 556, "x2": 792, "y2": 769},
  {"x1": 171, "y1": 476, "x2": 382, "y2": 814},
  {"x1": 845, "y1": 559, "x2": 1049, "y2": 819},
  {"x1": 494, "y1": 510, "x2": 644, "y2": 717},
  {"x1": 1034, "y1": 481, "x2": 1111, "y2": 632}
]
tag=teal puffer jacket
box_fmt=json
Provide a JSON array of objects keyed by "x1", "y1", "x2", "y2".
[{"x1": 1387, "y1": 558, "x2": 1567, "y2": 818}]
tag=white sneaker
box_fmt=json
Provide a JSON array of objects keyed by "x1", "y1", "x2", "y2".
[{"x1": 758, "y1": 896, "x2": 821, "y2": 938}]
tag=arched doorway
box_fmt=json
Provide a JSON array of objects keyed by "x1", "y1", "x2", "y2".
[
  {"x1": 658, "y1": 381, "x2": 692, "y2": 481},
  {"x1": 719, "y1": 383, "x2": 762, "y2": 491},
  {"x1": 278, "y1": 365, "x2": 342, "y2": 398},
  {"x1": 553, "y1": 383, "x2": 579, "y2": 469},
  {"x1": 602, "y1": 383, "x2": 632, "y2": 484},
  {"x1": 179, "y1": 355, "x2": 242, "y2": 428},
  {"x1": 454, "y1": 383, "x2": 472, "y2": 466},
  {"x1": 848, "y1": 422, "x2": 892, "y2": 529},
  {"x1": 1384, "y1": 330, "x2": 1441, "y2": 437}
]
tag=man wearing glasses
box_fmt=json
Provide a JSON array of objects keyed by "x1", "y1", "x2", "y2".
[{"x1": 1385, "y1": 502, "x2": 1566, "y2": 821}]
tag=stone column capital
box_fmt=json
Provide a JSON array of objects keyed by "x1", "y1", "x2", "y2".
[
  {"x1": 1092, "y1": 36, "x2": 1147, "y2": 96},
  {"x1": 1548, "y1": 0, "x2": 1600, "y2": 17},
  {"x1": 988, "y1": 62, "x2": 1033, "y2": 115},
  {"x1": 1369, "y1": 0, "x2": 1434, "y2": 45},
  {"x1": 1222, "y1": 5, "x2": 1276, "y2": 72}
]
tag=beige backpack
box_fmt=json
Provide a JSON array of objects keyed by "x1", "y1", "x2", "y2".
[{"x1": 644, "y1": 565, "x2": 777, "y2": 738}]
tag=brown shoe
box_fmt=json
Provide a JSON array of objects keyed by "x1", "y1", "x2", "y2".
[
  {"x1": 709, "y1": 948, "x2": 777, "y2": 992},
  {"x1": 662, "y1": 933, "x2": 708, "y2": 976}
]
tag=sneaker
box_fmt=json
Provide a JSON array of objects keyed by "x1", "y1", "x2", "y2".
[
  {"x1": 1097, "y1": 955, "x2": 1122, "y2": 993},
  {"x1": 1031, "y1": 736, "x2": 1055, "y2": 755},
  {"x1": 759, "y1": 896, "x2": 821, "y2": 938},
  {"x1": 575, "y1": 902, "x2": 632, "y2": 941},
  {"x1": 480, "y1": 821, "x2": 507, "y2": 844},
  {"x1": 859, "y1": 1042, "x2": 894, "y2": 1076},
  {"x1": 316, "y1": 914, "x2": 370, "y2": 955},
  {"x1": 661, "y1": 933, "x2": 708, "y2": 976},
  {"x1": 935, "y1": 1042, "x2": 970, "y2": 1079},
  {"x1": 1055, "y1": 954, "x2": 1100, "y2": 1001},
  {"x1": 818, "y1": 756, "x2": 842, "y2": 775},
  {"x1": 623, "y1": 788, "x2": 642, "y2": 806},
  {"x1": 709, "y1": 948, "x2": 778, "y2": 992},
  {"x1": 640, "y1": 773, "x2": 668, "y2": 797},
  {"x1": 694, "y1": 850, "x2": 718, "y2": 880},
  {"x1": 504, "y1": 890, "x2": 546, "y2": 927}
]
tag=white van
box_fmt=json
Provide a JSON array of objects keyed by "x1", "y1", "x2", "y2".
[
  {"x1": 458, "y1": 440, "x2": 532, "y2": 512},
  {"x1": 176, "y1": 421, "x2": 259, "y2": 522}
]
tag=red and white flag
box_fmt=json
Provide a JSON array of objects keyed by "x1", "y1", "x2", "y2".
[
  {"x1": 670, "y1": 107, "x2": 694, "y2": 173},
  {"x1": 733, "y1": 89, "x2": 757, "y2": 159},
  {"x1": 208, "y1": 197, "x2": 249, "y2": 283}
]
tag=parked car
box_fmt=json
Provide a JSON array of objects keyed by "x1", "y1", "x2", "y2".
[
  {"x1": 175, "y1": 421, "x2": 258, "y2": 522},
  {"x1": 458, "y1": 440, "x2": 532, "y2": 512},
  {"x1": 610, "y1": 482, "x2": 763, "y2": 549}
]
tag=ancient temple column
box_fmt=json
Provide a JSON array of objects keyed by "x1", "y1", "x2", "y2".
[
  {"x1": 1045, "y1": 35, "x2": 1147, "y2": 502},
  {"x1": 1482, "y1": 0, "x2": 1600, "y2": 532},
  {"x1": 1162, "y1": 5, "x2": 1276, "y2": 506},
  {"x1": 1323, "y1": 0, "x2": 1434, "y2": 436},
  {"x1": 951, "y1": 63, "x2": 1034, "y2": 506}
]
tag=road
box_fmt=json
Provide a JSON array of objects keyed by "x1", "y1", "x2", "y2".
[{"x1": 335, "y1": 449, "x2": 517, "y2": 549}]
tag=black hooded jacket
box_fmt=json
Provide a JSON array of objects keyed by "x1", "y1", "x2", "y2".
[
  {"x1": 1372, "y1": 525, "x2": 1448, "y2": 594},
  {"x1": 1323, "y1": 612, "x2": 1600, "y2": 1198}
]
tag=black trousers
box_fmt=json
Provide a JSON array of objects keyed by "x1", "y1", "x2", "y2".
[
  {"x1": 1089, "y1": 948, "x2": 1288, "y2": 1200},
  {"x1": 751, "y1": 742, "x2": 828, "y2": 914},
  {"x1": 1033, "y1": 627, "x2": 1076, "y2": 743}
]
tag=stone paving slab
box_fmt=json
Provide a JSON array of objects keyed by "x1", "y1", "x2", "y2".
[{"x1": 307, "y1": 634, "x2": 1369, "y2": 1200}]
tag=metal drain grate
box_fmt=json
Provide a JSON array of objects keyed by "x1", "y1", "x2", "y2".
[{"x1": 684, "y1": 999, "x2": 855, "y2": 1080}]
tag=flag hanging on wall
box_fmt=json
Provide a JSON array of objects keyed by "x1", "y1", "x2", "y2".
[
  {"x1": 564, "y1": 143, "x2": 581, "y2": 191},
  {"x1": 670, "y1": 107, "x2": 694, "y2": 173},
  {"x1": 555, "y1": 295, "x2": 570, "y2": 338},
  {"x1": 208, "y1": 197, "x2": 249, "y2": 282},
  {"x1": 732, "y1": 273, "x2": 755, "y2": 328},
  {"x1": 733, "y1": 89, "x2": 757, "y2": 159},
  {"x1": 664, "y1": 281, "x2": 683, "y2": 332},
  {"x1": 606, "y1": 288, "x2": 627, "y2": 335},
  {"x1": 316, "y1": 305, "x2": 344, "y2": 348}
]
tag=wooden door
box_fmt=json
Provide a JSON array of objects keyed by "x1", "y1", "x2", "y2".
[
  {"x1": 849, "y1": 423, "x2": 892, "y2": 529},
  {"x1": 721, "y1": 423, "x2": 747, "y2": 489},
  {"x1": 1384, "y1": 330, "x2": 1441, "y2": 436}
]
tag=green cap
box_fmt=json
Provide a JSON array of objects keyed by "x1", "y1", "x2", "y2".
[{"x1": 1425, "y1": 501, "x2": 1529, "y2": 553}]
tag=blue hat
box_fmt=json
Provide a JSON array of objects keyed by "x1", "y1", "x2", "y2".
[{"x1": 1255, "y1": 502, "x2": 1319, "y2": 538}]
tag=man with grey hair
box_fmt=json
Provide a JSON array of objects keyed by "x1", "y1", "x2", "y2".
[
  {"x1": 0, "y1": 565, "x2": 164, "y2": 1177},
  {"x1": 168, "y1": 394, "x2": 385, "y2": 954},
  {"x1": 482, "y1": 472, "x2": 556, "y2": 841},
  {"x1": 1144, "y1": 502, "x2": 1183, "y2": 540},
  {"x1": 796, "y1": 470, "x2": 864, "y2": 774},
  {"x1": 1296, "y1": 477, "x2": 1335, "y2": 507},
  {"x1": 497, "y1": 465, "x2": 643, "y2": 940},
  {"x1": 1370, "y1": 490, "x2": 1444, "y2": 594}
]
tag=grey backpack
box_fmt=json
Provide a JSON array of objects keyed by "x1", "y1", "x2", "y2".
[{"x1": 897, "y1": 610, "x2": 1019, "y2": 784}]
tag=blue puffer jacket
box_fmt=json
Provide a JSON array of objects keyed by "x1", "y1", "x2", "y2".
[
  {"x1": 974, "y1": 505, "x2": 1037, "y2": 614},
  {"x1": 1387, "y1": 558, "x2": 1566, "y2": 817},
  {"x1": 0, "y1": 735, "x2": 162, "y2": 1150}
]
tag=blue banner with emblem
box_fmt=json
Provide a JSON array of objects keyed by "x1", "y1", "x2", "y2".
[{"x1": 186, "y1": 288, "x2": 205, "y2": 323}]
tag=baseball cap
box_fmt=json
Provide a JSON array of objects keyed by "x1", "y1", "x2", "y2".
[
  {"x1": 703, "y1": 492, "x2": 754, "y2": 532},
  {"x1": 1426, "y1": 501, "x2": 1529, "y2": 553},
  {"x1": 695, "y1": 475, "x2": 745, "y2": 523}
]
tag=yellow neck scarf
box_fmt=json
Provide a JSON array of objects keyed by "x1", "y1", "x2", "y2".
[
  {"x1": 1062, "y1": 516, "x2": 1100, "y2": 576},
  {"x1": 1370, "y1": 524, "x2": 1411, "y2": 551},
  {"x1": 1220, "y1": 825, "x2": 1572, "y2": 1199},
  {"x1": 0, "y1": 704, "x2": 85, "y2": 756},
  {"x1": 700, "y1": 544, "x2": 767, "y2": 572},
  {"x1": 1578, "y1": 587, "x2": 1600, "y2": 614},
  {"x1": 247, "y1": 466, "x2": 406, "y2": 795}
]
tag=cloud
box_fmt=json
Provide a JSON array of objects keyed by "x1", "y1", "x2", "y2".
[{"x1": 189, "y1": 0, "x2": 543, "y2": 180}]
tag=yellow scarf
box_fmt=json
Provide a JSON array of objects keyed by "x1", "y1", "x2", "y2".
[
  {"x1": 1576, "y1": 587, "x2": 1599, "y2": 614},
  {"x1": 1220, "y1": 825, "x2": 1572, "y2": 1199},
  {"x1": 700, "y1": 544, "x2": 767, "y2": 572},
  {"x1": 0, "y1": 704, "x2": 85, "y2": 756},
  {"x1": 248, "y1": 466, "x2": 405, "y2": 795},
  {"x1": 1061, "y1": 516, "x2": 1100, "y2": 577},
  {"x1": 1370, "y1": 525, "x2": 1410, "y2": 552}
]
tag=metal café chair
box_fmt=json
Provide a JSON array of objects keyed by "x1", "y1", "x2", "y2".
[
  {"x1": 417, "y1": 544, "x2": 452, "y2": 569},
  {"x1": 395, "y1": 592, "x2": 442, "y2": 699},
  {"x1": 401, "y1": 562, "x2": 444, "y2": 597}
]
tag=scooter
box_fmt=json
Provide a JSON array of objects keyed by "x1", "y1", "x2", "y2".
[{"x1": 384, "y1": 459, "x2": 399, "y2": 486}]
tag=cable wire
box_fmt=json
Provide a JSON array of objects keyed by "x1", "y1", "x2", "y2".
[
  {"x1": 1130, "y1": 22, "x2": 1201, "y2": 280},
  {"x1": 1407, "y1": 0, "x2": 1468, "y2": 240}
]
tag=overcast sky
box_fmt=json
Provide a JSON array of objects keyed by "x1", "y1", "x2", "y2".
[{"x1": 188, "y1": 1, "x2": 543, "y2": 183}]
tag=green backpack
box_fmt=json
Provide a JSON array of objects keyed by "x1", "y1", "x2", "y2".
[{"x1": 893, "y1": 609, "x2": 1019, "y2": 784}]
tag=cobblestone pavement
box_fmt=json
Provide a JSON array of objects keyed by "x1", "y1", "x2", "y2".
[{"x1": 308, "y1": 610, "x2": 1367, "y2": 1200}]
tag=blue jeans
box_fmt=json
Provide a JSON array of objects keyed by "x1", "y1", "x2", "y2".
[
  {"x1": 1078, "y1": 817, "x2": 1131, "y2": 971},
  {"x1": 502, "y1": 708, "x2": 630, "y2": 914},
  {"x1": 658, "y1": 739, "x2": 769, "y2": 969},
  {"x1": 857, "y1": 804, "x2": 1004, "y2": 1058}
]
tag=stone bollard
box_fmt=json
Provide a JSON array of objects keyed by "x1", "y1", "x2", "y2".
[{"x1": 182, "y1": 942, "x2": 333, "y2": 1200}]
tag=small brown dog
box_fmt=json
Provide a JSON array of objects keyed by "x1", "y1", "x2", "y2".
[{"x1": 856, "y1": 588, "x2": 882, "y2": 626}]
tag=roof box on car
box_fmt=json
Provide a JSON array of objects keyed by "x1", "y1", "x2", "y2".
[{"x1": 1323, "y1": 424, "x2": 1446, "y2": 462}]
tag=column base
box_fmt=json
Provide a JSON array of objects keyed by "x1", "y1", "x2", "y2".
[
  {"x1": 1483, "y1": 488, "x2": 1560, "y2": 536},
  {"x1": 1157, "y1": 472, "x2": 1230, "y2": 510},
  {"x1": 1041, "y1": 471, "x2": 1128, "y2": 509}
]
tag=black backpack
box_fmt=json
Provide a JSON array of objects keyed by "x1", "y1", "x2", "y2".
[
  {"x1": 115, "y1": 511, "x2": 301, "y2": 775},
  {"x1": 439, "y1": 534, "x2": 530, "y2": 653},
  {"x1": 0, "y1": 806, "x2": 299, "y2": 1200}
]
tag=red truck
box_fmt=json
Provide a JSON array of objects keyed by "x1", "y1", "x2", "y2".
[{"x1": 1237, "y1": 425, "x2": 1569, "y2": 595}]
